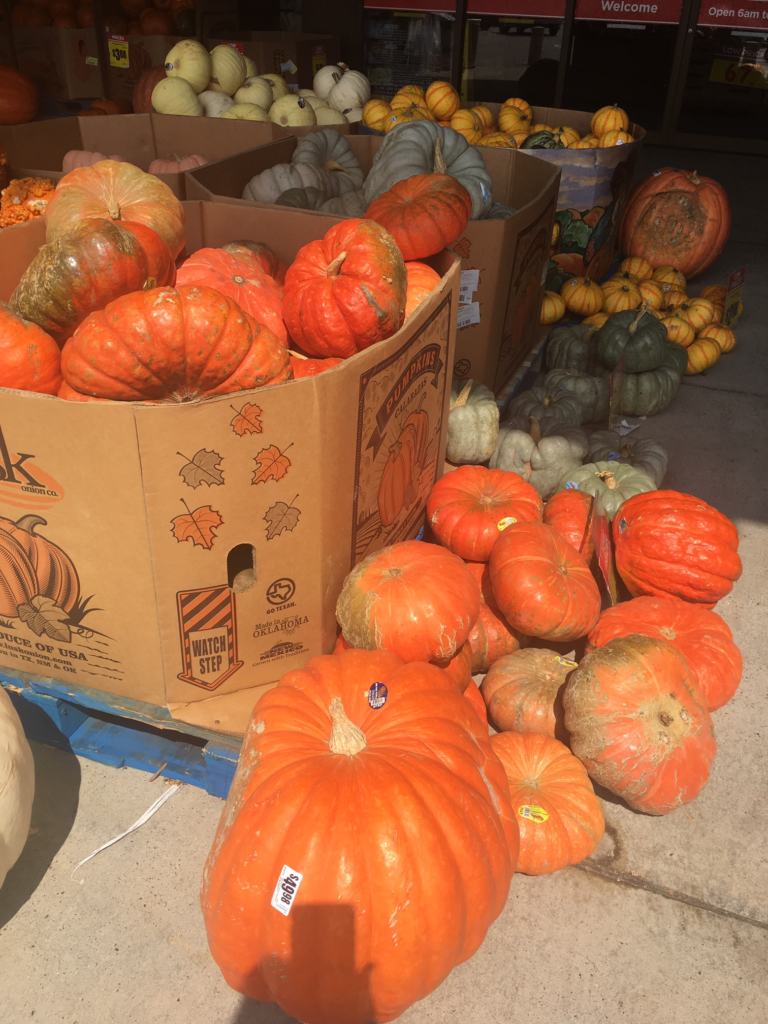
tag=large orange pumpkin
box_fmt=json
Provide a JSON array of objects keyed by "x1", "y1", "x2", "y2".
[
  {"x1": 464, "y1": 561, "x2": 520, "y2": 674},
  {"x1": 0, "y1": 308, "x2": 62, "y2": 396},
  {"x1": 586, "y1": 595, "x2": 741, "y2": 712},
  {"x1": 0, "y1": 67, "x2": 39, "y2": 125},
  {"x1": 334, "y1": 623, "x2": 472, "y2": 692},
  {"x1": 176, "y1": 247, "x2": 287, "y2": 346},
  {"x1": 543, "y1": 489, "x2": 594, "y2": 562},
  {"x1": 491, "y1": 731, "x2": 605, "y2": 875},
  {"x1": 133, "y1": 66, "x2": 166, "y2": 115},
  {"x1": 564, "y1": 635, "x2": 716, "y2": 815},
  {"x1": 618, "y1": 168, "x2": 731, "y2": 279},
  {"x1": 490, "y1": 522, "x2": 601, "y2": 641},
  {"x1": 427, "y1": 465, "x2": 543, "y2": 562},
  {"x1": 613, "y1": 490, "x2": 742, "y2": 607},
  {"x1": 0, "y1": 514, "x2": 79, "y2": 618},
  {"x1": 202, "y1": 649, "x2": 518, "y2": 1022},
  {"x1": 282, "y1": 219, "x2": 406, "y2": 359},
  {"x1": 61, "y1": 286, "x2": 291, "y2": 402},
  {"x1": 10, "y1": 218, "x2": 175, "y2": 343},
  {"x1": 404, "y1": 260, "x2": 441, "y2": 319},
  {"x1": 44, "y1": 160, "x2": 185, "y2": 259},
  {"x1": 336, "y1": 540, "x2": 480, "y2": 663},
  {"x1": 366, "y1": 174, "x2": 472, "y2": 261},
  {"x1": 481, "y1": 648, "x2": 575, "y2": 737}
]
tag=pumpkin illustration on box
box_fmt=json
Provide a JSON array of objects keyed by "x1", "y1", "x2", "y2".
[{"x1": 377, "y1": 397, "x2": 430, "y2": 528}]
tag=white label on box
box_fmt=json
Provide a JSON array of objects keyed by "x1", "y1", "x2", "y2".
[
  {"x1": 271, "y1": 865, "x2": 303, "y2": 916},
  {"x1": 459, "y1": 269, "x2": 479, "y2": 303},
  {"x1": 457, "y1": 302, "x2": 481, "y2": 330},
  {"x1": 85, "y1": 56, "x2": 99, "y2": 66},
  {"x1": 281, "y1": 60, "x2": 298, "y2": 74}
]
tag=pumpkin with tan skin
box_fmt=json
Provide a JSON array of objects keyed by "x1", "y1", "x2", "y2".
[{"x1": 482, "y1": 648, "x2": 576, "y2": 738}]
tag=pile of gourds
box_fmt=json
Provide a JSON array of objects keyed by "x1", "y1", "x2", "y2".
[
  {"x1": 364, "y1": 84, "x2": 634, "y2": 150},
  {"x1": 148, "y1": 42, "x2": 370, "y2": 129}
]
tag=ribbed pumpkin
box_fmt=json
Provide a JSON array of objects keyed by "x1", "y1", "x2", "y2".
[
  {"x1": 698, "y1": 322, "x2": 736, "y2": 354},
  {"x1": 61, "y1": 286, "x2": 291, "y2": 401},
  {"x1": 602, "y1": 283, "x2": 641, "y2": 314},
  {"x1": 685, "y1": 336, "x2": 721, "y2": 374},
  {"x1": 700, "y1": 284, "x2": 727, "y2": 303},
  {"x1": 0, "y1": 513, "x2": 79, "y2": 618},
  {"x1": 336, "y1": 540, "x2": 480, "y2": 663},
  {"x1": 10, "y1": 219, "x2": 174, "y2": 343},
  {"x1": 569, "y1": 138, "x2": 597, "y2": 150},
  {"x1": 477, "y1": 133, "x2": 515, "y2": 149},
  {"x1": 619, "y1": 169, "x2": 731, "y2": 278},
  {"x1": 450, "y1": 109, "x2": 483, "y2": 144},
  {"x1": 676, "y1": 298, "x2": 715, "y2": 332},
  {"x1": 637, "y1": 279, "x2": 665, "y2": 309},
  {"x1": 620, "y1": 256, "x2": 653, "y2": 279},
  {"x1": 659, "y1": 286, "x2": 687, "y2": 311},
  {"x1": 599, "y1": 129, "x2": 634, "y2": 148},
  {"x1": 560, "y1": 277, "x2": 603, "y2": 316},
  {"x1": 661, "y1": 315, "x2": 696, "y2": 347},
  {"x1": 427, "y1": 465, "x2": 543, "y2": 562},
  {"x1": 471, "y1": 105, "x2": 494, "y2": 129},
  {"x1": 0, "y1": 308, "x2": 62, "y2": 396},
  {"x1": 540, "y1": 290, "x2": 566, "y2": 325},
  {"x1": 377, "y1": 402, "x2": 429, "y2": 527},
  {"x1": 404, "y1": 260, "x2": 441, "y2": 319},
  {"x1": 581, "y1": 311, "x2": 609, "y2": 328},
  {"x1": 464, "y1": 678, "x2": 488, "y2": 725},
  {"x1": 425, "y1": 81, "x2": 460, "y2": 120},
  {"x1": 133, "y1": 66, "x2": 166, "y2": 114},
  {"x1": 613, "y1": 490, "x2": 742, "y2": 607},
  {"x1": 607, "y1": 270, "x2": 639, "y2": 288},
  {"x1": 497, "y1": 106, "x2": 529, "y2": 134},
  {"x1": 501, "y1": 96, "x2": 532, "y2": 119},
  {"x1": 384, "y1": 105, "x2": 432, "y2": 132},
  {"x1": 564, "y1": 635, "x2": 716, "y2": 815},
  {"x1": 434, "y1": 640, "x2": 473, "y2": 693},
  {"x1": 44, "y1": 160, "x2": 185, "y2": 259},
  {"x1": 586, "y1": 596, "x2": 742, "y2": 712},
  {"x1": 653, "y1": 265, "x2": 687, "y2": 289},
  {"x1": 551, "y1": 125, "x2": 580, "y2": 146},
  {"x1": 282, "y1": 219, "x2": 406, "y2": 359},
  {"x1": 290, "y1": 354, "x2": 343, "y2": 378},
  {"x1": 366, "y1": 174, "x2": 472, "y2": 261},
  {"x1": 543, "y1": 488, "x2": 594, "y2": 562},
  {"x1": 490, "y1": 522, "x2": 601, "y2": 642},
  {"x1": 0, "y1": 67, "x2": 39, "y2": 125},
  {"x1": 176, "y1": 247, "x2": 287, "y2": 346},
  {"x1": 202, "y1": 648, "x2": 517, "y2": 1023},
  {"x1": 491, "y1": 732, "x2": 604, "y2": 875},
  {"x1": 362, "y1": 98, "x2": 392, "y2": 132},
  {"x1": 481, "y1": 648, "x2": 575, "y2": 737},
  {"x1": 591, "y1": 104, "x2": 629, "y2": 136},
  {"x1": 463, "y1": 561, "x2": 520, "y2": 675}
]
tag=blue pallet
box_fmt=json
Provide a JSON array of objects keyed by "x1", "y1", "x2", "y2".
[{"x1": 1, "y1": 670, "x2": 241, "y2": 799}]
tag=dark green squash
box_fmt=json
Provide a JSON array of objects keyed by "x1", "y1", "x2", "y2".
[
  {"x1": 545, "y1": 264, "x2": 576, "y2": 294},
  {"x1": 596, "y1": 307, "x2": 668, "y2": 373},
  {"x1": 275, "y1": 186, "x2": 328, "y2": 211},
  {"x1": 543, "y1": 368, "x2": 609, "y2": 423},
  {"x1": 545, "y1": 324, "x2": 599, "y2": 375},
  {"x1": 520, "y1": 131, "x2": 565, "y2": 150},
  {"x1": 593, "y1": 342, "x2": 687, "y2": 416}
]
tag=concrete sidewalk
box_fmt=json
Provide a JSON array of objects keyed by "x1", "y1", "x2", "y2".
[{"x1": 1, "y1": 146, "x2": 767, "y2": 1023}]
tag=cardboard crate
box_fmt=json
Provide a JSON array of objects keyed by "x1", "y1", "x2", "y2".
[
  {"x1": 185, "y1": 135, "x2": 560, "y2": 393},
  {"x1": 0, "y1": 114, "x2": 291, "y2": 199},
  {"x1": 105, "y1": 34, "x2": 185, "y2": 106},
  {"x1": 13, "y1": 27, "x2": 104, "y2": 101},
  {"x1": 204, "y1": 32, "x2": 340, "y2": 90},
  {"x1": 0, "y1": 202, "x2": 459, "y2": 737}
]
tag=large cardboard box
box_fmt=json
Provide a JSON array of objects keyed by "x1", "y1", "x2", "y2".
[
  {"x1": 106, "y1": 34, "x2": 184, "y2": 106},
  {"x1": 203, "y1": 32, "x2": 340, "y2": 89},
  {"x1": 13, "y1": 27, "x2": 104, "y2": 101},
  {"x1": 0, "y1": 114, "x2": 291, "y2": 200},
  {"x1": 0, "y1": 202, "x2": 458, "y2": 737},
  {"x1": 185, "y1": 136, "x2": 560, "y2": 392}
]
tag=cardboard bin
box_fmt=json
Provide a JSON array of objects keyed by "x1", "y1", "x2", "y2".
[
  {"x1": 13, "y1": 27, "x2": 104, "y2": 101},
  {"x1": 185, "y1": 135, "x2": 561, "y2": 393},
  {"x1": 0, "y1": 201, "x2": 459, "y2": 737},
  {"x1": 0, "y1": 114, "x2": 291, "y2": 200},
  {"x1": 204, "y1": 32, "x2": 340, "y2": 90}
]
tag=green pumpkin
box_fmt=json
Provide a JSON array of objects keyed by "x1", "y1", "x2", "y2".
[
  {"x1": 275, "y1": 186, "x2": 328, "y2": 210},
  {"x1": 596, "y1": 308, "x2": 668, "y2": 373},
  {"x1": 543, "y1": 368, "x2": 609, "y2": 424},
  {"x1": 545, "y1": 324, "x2": 600, "y2": 375},
  {"x1": 587, "y1": 430, "x2": 668, "y2": 487},
  {"x1": 507, "y1": 386, "x2": 582, "y2": 430},
  {"x1": 446, "y1": 378, "x2": 499, "y2": 464},
  {"x1": 545, "y1": 265, "x2": 576, "y2": 294},
  {"x1": 520, "y1": 131, "x2": 565, "y2": 150},
  {"x1": 490, "y1": 419, "x2": 588, "y2": 499},
  {"x1": 595, "y1": 342, "x2": 687, "y2": 417},
  {"x1": 557, "y1": 461, "x2": 656, "y2": 520},
  {"x1": 486, "y1": 203, "x2": 516, "y2": 220}
]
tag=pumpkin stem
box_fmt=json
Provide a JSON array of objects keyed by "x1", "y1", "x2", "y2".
[
  {"x1": 627, "y1": 303, "x2": 649, "y2": 334},
  {"x1": 433, "y1": 137, "x2": 446, "y2": 175},
  {"x1": 326, "y1": 251, "x2": 347, "y2": 278},
  {"x1": 529, "y1": 415, "x2": 541, "y2": 445},
  {"x1": 619, "y1": 443, "x2": 633, "y2": 459},
  {"x1": 597, "y1": 471, "x2": 618, "y2": 489},
  {"x1": 328, "y1": 697, "x2": 367, "y2": 756},
  {"x1": 450, "y1": 379, "x2": 473, "y2": 410},
  {"x1": 289, "y1": 349, "x2": 308, "y2": 361},
  {"x1": 107, "y1": 200, "x2": 121, "y2": 220},
  {"x1": 690, "y1": 170, "x2": 700, "y2": 185},
  {"x1": 14, "y1": 514, "x2": 47, "y2": 535},
  {"x1": 143, "y1": 276, "x2": 157, "y2": 291}
]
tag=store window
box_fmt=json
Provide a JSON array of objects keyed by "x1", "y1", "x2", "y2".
[{"x1": 363, "y1": 3, "x2": 456, "y2": 95}]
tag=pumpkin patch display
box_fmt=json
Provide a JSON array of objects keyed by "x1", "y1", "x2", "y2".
[
  {"x1": 543, "y1": 488, "x2": 594, "y2": 562},
  {"x1": 490, "y1": 522, "x2": 601, "y2": 641},
  {"x1": 366, "y1": 173, "x2": 472, "y2": 260},
  {"x1": 427, "y1": 465, "x2": 543, "y2": 561},
  {"x1": 0, "y1": 307, "x2": 62, "y2": 395},
  {"x1": 464, "y1": 560, "x2": 521, "y2": 674},
  {"x1": 202, "y1": 649, "x2": 517, "y2": 1022},
  {"x1": 564, "y1": 635, "x2": 716, "y2": 815},
  {"x1": 481, "y1": 648, "x2": 575, "y2": 737},
  {"x1": 491, "y1": 732, "x2": 605, "y2": 875},
  {"x1": 336, "y1": 540, "x2": 480, "y2": 663},
  {"x1": 613, "y1": 490, "x2": 742, "y2": 607},
  {"x1": 445, "y1": 379, "x2": 499, "y2": 464}
]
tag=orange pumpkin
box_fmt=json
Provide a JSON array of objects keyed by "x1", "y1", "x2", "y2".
[
  {"x1": 661, "y1": 315, "x2": 696, "y2": 347},
  {"x1": 620, "y1": 255, "x2": 653, "y2": 279},
  {"x1": 434, "y1": 640, "x2": 473, "y2": 693},
  {"x1": 543, "y1": 488, "x2": 594, "y2": 562},
  {"x1": 362, "y1": 98, "x2": 392, "y2": 132},
  {"x1": 581, "y1": 311, "x2": 609, "y2": 328},
  {"x1": 481, "y1": 648, "x2": 575, "y2": 737},
  {"x1": 607, "y1": 270, "x2": 639, "y2": 287},
  {"x1": 598, "y1": 129, "x2": 634, "y2": 147},
  {"x1": 653, "y1": 265, "x2": 687, "y2": 289},
  {"x1": 0, "y1": 308, "x2": 62, "y2": 396},
  {"x1": 551, "y1": 125, "x2": 580, "y2": 146},
  {"x1": 602, "y1": 283, "x2": 641, "y2": 314},
  {"x1": 384, "y1": 105, "x2": 433, "y2": 132},
  {"x1": 569, "y1": 138, "x2": 596, "y2": 150},
  {"x1": 367, "y1": 174, "x2": 472, "y2": 261},
  {"x1": 425, "y1": 80, "x2": 460, "y2": 120},
  {"x1": 685, "y1": 336, "x2": 721, "y2": 374},
  {"x1": 591, "y1": 103, "x2": 630, "y2": 136},
  {"x1": 710, "y1": 301, "x2": 724, "y2": 323},
  {"x1": 659, "y1": 285, "x2": 687, "y2": 310},
  {"x1": 477, "y1": 132, "x2": 515, "y2": 148},
  {"x1": 498, "y1": 107, "x2": 530, "y2": 133},
  {"x1": 698, "y1": 322, "x2": 736, "y2": 354},
  {"x1": 202, "y1": 648, "x2": 518, "y2": 1022},
  {"x1": 404, "y1": 260, "x2": 441, "y2": 319},
  {"x1": 637, "y1": 278, "x2": 665, "y2": 309},
  {"x1": 508, "y1": 127, "x2": 530, "y2": 147},
  {"x1": 502, "y1": 96, "x2": 532, "y2": 119},
  {"x1": 540, "y1": 290, "x2": 566, "y2": 324},
  {"x1": 0, "y1": 67, "x2": 39, "y2": 126},
  {"x1": 676, "y1": 297, "x2": 715, "y2": 332},
  {"x1": 471, "y1": 105, "x2": 495, "y2": 129},
  {"x1": 491, "y1": 731, "x2": 605, "y2": 875},
  {"x1": 560, "y1": 276, "x2": 603, "y2": 316},
  {"x1": 700, "y1": 284, "x2": 727, "y2": 303},
  {"x1": 450, "y1": 108, "x2": 483, "y2": 144},
  {"x1": 463, "y1": 561, "x2": 521, "y2": 675}
]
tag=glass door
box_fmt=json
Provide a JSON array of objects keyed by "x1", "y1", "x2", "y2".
[{"x1": 363, "y1": 2, "x2": 457, "y2": 96}]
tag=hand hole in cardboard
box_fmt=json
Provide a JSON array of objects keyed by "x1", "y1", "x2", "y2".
[{"x1": 228, "y1": 543, "x2": 257, "y2": 593}]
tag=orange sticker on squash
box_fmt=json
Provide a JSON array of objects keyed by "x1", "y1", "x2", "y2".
[
  {"x1": 518, "y1": 804, "x2": 549, "y2": 823},
  {"x1": 497, "y1": 516, "x2": 517, "y2": 531}
]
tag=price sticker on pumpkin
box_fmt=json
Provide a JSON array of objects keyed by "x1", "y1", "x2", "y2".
[
  {"x1": 108, "y1": 35, "x2": 129, "y2": 69},
  {"x1": 518, "y1": 805, "x2": 549, "y2": 823},
  {"x1": 556, "y1": 657, "x2": 578, "y2": 668},
  {"x1": 368, "y1": 682, "x2": 388, "y2": 709},
  {"x1": 270, "y1": 865, "x2": 303, "y2": 916},
  {"x1": 497, "y1": 516, "x2": 517, "y2": 531}
]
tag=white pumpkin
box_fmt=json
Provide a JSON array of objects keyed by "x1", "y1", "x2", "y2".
[
  {"x1": 0, "y1": 687, "x2": 34, "y2": 889},
  {"x1": 164, "y1": 39, "x2": 211, "y2": 95},
  {"x1": 315, "y1": 106, "x2": 348, "y2": 126},
  {"x1": 152, "y1": 77, "x2": 204, "y2": 117},
  {"x1": 327, "y1": 70, "x2": 371, "y2": 113},
  {"x1": 302, "y1": 95, "x2": 325, "y2": 111},
  {"x1": 242, "y1": 162, "x2": 337, "y2": 204},
  {"x1": 260, "y1": 73, "x2": 289, "y2": 101},
  {"x1": 313, "y1": 63, "x2": 346, "y2": 100},
  {"x1": 234, "y1": 76, "x2": 272, "y2": 110},
  {"x1": 298, "y1": 88, "x2": 317, "y2": 99},
  {"x1": 209, "y1": 44, "x2": 247, "y2": 95},
  {"x1": 342, "y1": 106, "x2": 363, "y2": 123},
  {"x1": 198, "y1": 90, "x2": 236, "y2": 117},
  {"x1": 269, "y1": 94, "x2": 317, "y2": 128},
  {"x1": 292, "y1": 129, "x2": 364, "y2": 192},
  {"x1": 221, "y1": 103, "x2": 271, "y2": 121},
  {"x1": 243, "y1": 55, "x2": 257, "y2": 78}
]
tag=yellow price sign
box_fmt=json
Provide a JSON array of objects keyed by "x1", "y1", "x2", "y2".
[
  {"x1": 108, "y1": 36, "x2": 129, "y2": 69},
  {"x1": 709, "y1": 59, "x2": 768, "y2": 91}
]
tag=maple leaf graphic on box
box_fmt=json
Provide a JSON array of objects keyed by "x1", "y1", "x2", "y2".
[
  {"x1": 253, "y1": 443, "x2": 293, "y2": 485},
  {"x1": 171, "y1": 502, "x2": 223, "y2": 550},
  {"x1": 177, "y1": 449, "x2": 224, "y2": 488},
  {"x1": 264, "y1": 496, "x2": 301, "y2": 540},
  {"x1": 230, "y1": 401, "x2": 264, "y2": 437}
]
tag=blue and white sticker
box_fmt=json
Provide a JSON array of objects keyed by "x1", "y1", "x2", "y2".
[
  {"x1": 368, "y1": 682, "x2": 388, "y2": 709},
  {"x1": 271, "y1": 865, "x2": 303, "y2": 917},
  {"x1": 619, "y1": 518, "x2": 628, "y2": 533},
  {"x1": 607, "y1": 451, "x2": 621, "y2": 461},
  {"x1": 565, "y1": 480, "x2": 579, "y2": 490}
]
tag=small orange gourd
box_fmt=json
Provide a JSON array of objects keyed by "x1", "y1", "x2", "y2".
[
  {"x1": 661, "y1": 315, "x2": 696, "y2": 347},
  {"x1": 498, "y1": 106, "x2": 529, "y2": 134},
  {"x1": 540, "y1": 290, "x2": 566, "y2": 325},
  {"x1": 425, "y1": 80, "x2": 460, "y2": 120},
  {"x1": 450, "y1": 108, "x2": 483, "y2": 144},
  {"x1": 501, "y1": 96, "x2": 532, "y2": 119},
  {"x1": 471, "y1": 105, "x2": 495, "y2": 129},
  {"x1": 598, "y1": 129, "x2": 635, "y2": 147},
  {"x1": 602, "y1": 283, "x2": 642, "y2": 314},
  {"x1": 653, "y1": 265, "x2": 687, "y2": 290},
  {"x1": 637, "y1": 279, "x2": 665, "y2": 309},
  {"x1": 700, "y1": 284, "x2": 727, "y2": 303},
  {"x1": 686, "y1": 337, "x2": 721, "y2": 374},
  {"x1": 591, "y1": 103, "x2": 630, "y2": 136},
  {"x1": 676, "y1": 298, "x2": 715, "y2": 332},
  {"x1": 698, "y1": 323, "x2": 736, "y2": 353},
  {"x1": 620, "y1": 256, "x2": 654, "y2": 279},
  {"x1": 560, "y1": 276, "x2": 603, "y2": 316}
]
